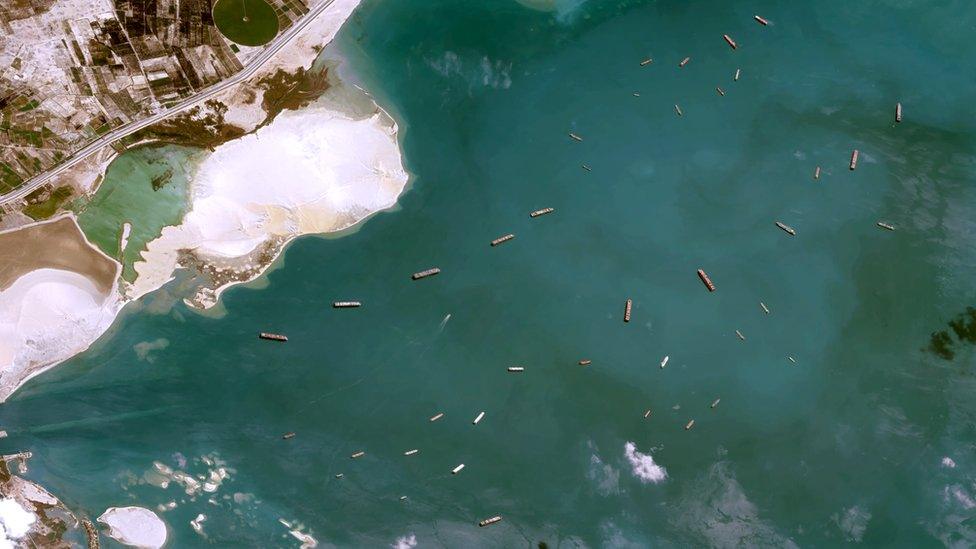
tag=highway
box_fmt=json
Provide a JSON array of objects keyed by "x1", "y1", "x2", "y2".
[{"x1": 0, "y1": 0, "x2": 336, "y2": 206}]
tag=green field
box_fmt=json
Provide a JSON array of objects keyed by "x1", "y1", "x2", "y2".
[
  {"x1": 23, "y1": 185, "x2": 73, "y2": 220},
  {"x1": 212, "y1": 0, "x2": 279, "y2": 47}
]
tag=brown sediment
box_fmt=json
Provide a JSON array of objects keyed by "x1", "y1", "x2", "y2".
[
  {"x1": 122, "y1": 65, "x2": 330, "y2": 154},
  {"x1": 259, "y1": 65, "x2": 332, "y2": 124},
  {"x1": 83, "y1": 519, "x2": 100, "y2": 549},
  {"x1": 0, "y1": 215, "x2": 117, "y2": 294},
  {"x1": 126, "y1": 100, "x2": 248, "y2": 150},
  {"x1": 176, "y1": 235, "x2": 287, "y2": 308}
]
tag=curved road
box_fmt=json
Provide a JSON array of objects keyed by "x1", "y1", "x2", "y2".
[{"x1": 0, "y1": 0, "x2": 336, "y2": 206}]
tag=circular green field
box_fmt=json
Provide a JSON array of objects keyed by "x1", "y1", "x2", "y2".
[{"x1": 212, "y1": 0, "x2": 279, "y2": 47}]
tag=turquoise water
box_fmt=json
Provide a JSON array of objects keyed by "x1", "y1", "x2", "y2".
[
  {"x1": 4, "y1": 0, "x2": 976, "y2": 546},
  {"x1": 75, "y1": 146, "x2": 200, "y2": 280}
]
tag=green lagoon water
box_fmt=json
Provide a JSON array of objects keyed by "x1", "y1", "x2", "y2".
[
  {"x1": 75, "y1": 146, "x2": 201, "y2": 281},
  {"x1": 4, "y1": 0, "x2": 976, "y2": 546}
]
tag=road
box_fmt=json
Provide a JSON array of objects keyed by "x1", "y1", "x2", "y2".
[{"x1": 0, "y1": 0, "x2": 336, "y2": 206}]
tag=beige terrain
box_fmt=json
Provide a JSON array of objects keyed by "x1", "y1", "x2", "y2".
[
  {"x1": 0, "y1": 215, "x2": 121, "y2": 401},
  {"x1": 0, "y1": 215, "x2": 117, "y2": 293}
]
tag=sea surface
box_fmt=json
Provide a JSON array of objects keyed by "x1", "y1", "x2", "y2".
[{"x1": 3, "y1": 0, "x2": 976, "y2": 546}]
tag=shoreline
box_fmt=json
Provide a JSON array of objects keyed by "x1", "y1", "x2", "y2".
[
  {"x1": 0, "y1": 214, "x2": 123, "y2": 402},
  {"x1": 0, "y1": 0, "x2": 410, "y2": 401},
  {"x1": 127, "y1": 86, "x2": 409, "y2": 309}
]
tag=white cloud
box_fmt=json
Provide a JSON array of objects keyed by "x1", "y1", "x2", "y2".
[
  {"x1": 0, "y1": 499, "x2": 35, "y2": 547},
  {"x1": 623, "y1": 442, "x2": 667, "y2": 484},
  {"x1": 833, "y1": 506, "x2": 871, "y2": 542},
  {"x1": 392, "y1": 533, "x2": 417, "y2": 549}
]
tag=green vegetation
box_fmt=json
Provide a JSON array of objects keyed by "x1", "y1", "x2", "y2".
[
  {"x1": 23, "y1": 186, "x2": 73, "y2": 220},
  {"x1": 0, "y1": 162, "x2": 22, "y2": 193},
  {"x1": 212, "y1": 0, "x2": 279, "y2": 46},
  {"x1": 18, "y1": 99, "x2": 40, "y2": 112},
  {"x1": 11, "y1": 128, "x2": 42, "y2": 147}
]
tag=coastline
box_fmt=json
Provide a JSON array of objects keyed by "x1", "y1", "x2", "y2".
[
  {"x1": 0, "y1": 214, "x2": 123, "y2": 402},
  {"x1": 0, "y1": 0, "x2": 410, "y2": 401},
  {"x1": 127, "y1": 81, "x2": 409, "y2": 309}
]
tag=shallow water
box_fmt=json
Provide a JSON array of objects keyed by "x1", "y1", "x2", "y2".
[
  {"x1": 74, "y1": 146, "x2": 200, "y2": 281},
  {"x1": 4, "y1": 0, "x2": 976, "y2": 546}
]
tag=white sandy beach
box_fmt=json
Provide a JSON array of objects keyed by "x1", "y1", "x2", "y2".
[
  {"x1": 0, "y1": 0, "x2": 403, "y2": 401},
  {"x1": 0, "y1": 268, "x2": 122, "y2": 400},
  {"x1": 129, "y1": 97, "x2": 408, "y2": 306},
  {"x1": 98, "y1": 506, "x2": 168, "y2": 548}
]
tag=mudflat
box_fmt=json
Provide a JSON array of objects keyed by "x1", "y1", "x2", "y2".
[{"x1": 0, "y1": 215, "x2": 117, "y2": 294}]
